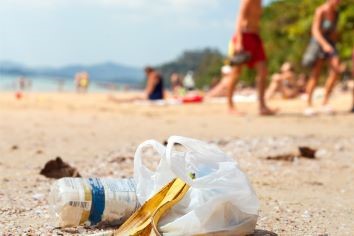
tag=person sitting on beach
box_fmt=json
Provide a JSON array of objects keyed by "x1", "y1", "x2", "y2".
[
  {"x1": 109, "y1": 66, "x2": 165, "y2": 103},
  {"x1": 167, "y1": 72, "x2": 203, "y2": 103},
  {"x1": 170, "y1": 73, "x2": 185, "y2": 98},
  {"x1": 144, "y1": 67, "x2": 164, "y2": 100},
  {"x1": 302, "y1": 0, "x2": 342, "y2": 116},
  {"x1": 227, "y1": 0, "x2": 277, "y2": 115},
  {"x1": 266, "y1": 62, "x2": 306, "y2": 100}
]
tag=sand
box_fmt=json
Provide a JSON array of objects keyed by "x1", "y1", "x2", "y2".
[{"x1": 0, "y1": 90, "x2": 353, "y2": 235}]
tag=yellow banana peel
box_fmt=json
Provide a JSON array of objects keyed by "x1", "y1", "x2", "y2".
[{"x1": 114, "y1": 178, "x2": 190, "y2": 236}]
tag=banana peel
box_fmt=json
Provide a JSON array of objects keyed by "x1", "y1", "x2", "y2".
[{"x1": 114, "y1": 178, "x2": 190, "y2": 236}]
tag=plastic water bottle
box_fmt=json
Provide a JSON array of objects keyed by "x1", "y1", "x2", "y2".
[{"x1": 49, "y1": 178, "x2": 139, "y2": 227}]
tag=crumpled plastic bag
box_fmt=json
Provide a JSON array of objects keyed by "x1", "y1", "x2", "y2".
[{"x1": 134, "y1": 136, "x2": 259, "y2": 235}]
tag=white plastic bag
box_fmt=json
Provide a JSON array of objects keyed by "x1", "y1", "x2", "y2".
[
  {"x1": 134, "y1": 136, "x2": 259, "y2": 235},
  {"x1": 133, "y1": 140, "x2": 176, "y2": 203}
]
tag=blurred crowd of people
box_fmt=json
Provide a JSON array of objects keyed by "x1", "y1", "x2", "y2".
[
  {"x1": 131, "y1": 0, "x2": 353, "y2": 116},
  {"x1": 15, "y1": 0, "x2": 353, "y2": 116}
]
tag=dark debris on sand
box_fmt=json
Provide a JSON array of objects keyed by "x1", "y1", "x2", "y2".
[
  {"x1": 266, "y1": 146, "x2": 317, "y2": 162},
  {"x1": 40, "y1": 157, "x2": 81, "y2": 179}
]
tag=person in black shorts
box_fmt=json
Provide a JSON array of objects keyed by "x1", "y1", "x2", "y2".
[{"x1": 302, "y1": 0, "x2": 342, "y2": 116}]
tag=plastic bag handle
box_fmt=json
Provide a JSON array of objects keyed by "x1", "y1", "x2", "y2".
[
  {"x1": 134, "y1": 140, "x2": 166, "y2": 179},
  {"x1": 166, "y1": 136, "x2": 233, "y2": 186},
  {"x1": 165, "y1": 136, "x2": 197, "y2": 185}
]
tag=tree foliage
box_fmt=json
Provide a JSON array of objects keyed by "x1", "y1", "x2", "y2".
[
  {"x1": 157, "y1": 48, "x2": 224, "y2": 88},
  {"x1": 261, "y1": 0, "x2": 354, "y2": 75}
]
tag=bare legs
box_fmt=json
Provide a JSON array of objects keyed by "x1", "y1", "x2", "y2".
[
  {"x1": 306, "y1": 60, "x2": 324, "y2": 107},
  {"x1": 227, "y1": 65, "x2": 242, "y2": 114},
  {"x1": 352, "y1": 86, "x2": 354, "y2": 112},
  {"x1": 206, "y1": 75, "x2": 231, "y2": 98},
  {"x1": 306, "y1": 56, "x2": 340, "y2": 112},
  {"x1": 255, "y1": 62, "x2": 277, "y2": 115},
  {"x1": 323, "y1": 56, "x2": 341, "y2": 105},
  {"x1": 350, "y1": 87, "x2": 354, "y2": 113},
  {"x1": 255, "y1": 62, "x2": 267, "y2": 110},
  {"x1": 227, "y1": 62, "x2": 276, "y2": 115},
  {"x1": 266, "y1": 73, "x2": 282, "y2": 100},
  {"x1": 108, "y1": 93, "x2": 145, "y2": 103},
  {"x1": 352, "y1": 49, "x2": 354, "y2": 112}
]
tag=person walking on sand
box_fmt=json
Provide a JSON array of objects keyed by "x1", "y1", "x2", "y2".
[
  {"x1": 302, "y1": 0, "x2": 342, "y2": 116},
  {"x1": 227, "y1": 0, "x2": 277, "y2": 115}
]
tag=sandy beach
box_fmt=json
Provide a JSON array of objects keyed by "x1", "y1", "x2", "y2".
[{"x1": 0, "y1": 90, "x2": 354, "y2": 235}]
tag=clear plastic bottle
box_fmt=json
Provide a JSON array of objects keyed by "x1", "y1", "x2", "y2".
[{"x1": 49, "y1": 177, "x2": 139, "y2": 227}]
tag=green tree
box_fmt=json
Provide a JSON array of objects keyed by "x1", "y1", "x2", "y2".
[
  {"x1": 158, "y1": 48, "x2": 224, "y2": 88},
  {"x1": 158, "y1": 0, "x2": 354, "y2": 88},
  {"x1": 261, "y1": 0, "x2": 354, "y2": 75}
]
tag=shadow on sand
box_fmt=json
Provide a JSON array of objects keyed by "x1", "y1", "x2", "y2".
[
  {"x1": 250, "y1": 229, "x2": 278, "y2": 236},
  {"x1": 271, "y1": 110, "x2": 353, "y2": 118}
]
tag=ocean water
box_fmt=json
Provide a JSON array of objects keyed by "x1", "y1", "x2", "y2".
[{"x1": 0, "y1": 75, "x2": 143, "y2": 92}]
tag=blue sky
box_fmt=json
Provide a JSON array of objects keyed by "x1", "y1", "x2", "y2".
[{"x1": 0, "y1": 0, "x2": 273, "y2": 67}]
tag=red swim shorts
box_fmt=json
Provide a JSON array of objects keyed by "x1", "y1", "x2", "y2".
[{"x1": 231, "y1": 32, "x2": 267, "y2": 68}]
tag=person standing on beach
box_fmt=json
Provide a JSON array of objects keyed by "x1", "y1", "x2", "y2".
[
  {"x1": 75, "y1": 71, "x2": 90, "y2": 93},
  {"x1": 302, "y1": 0, "x2": 342, "y2": 116},
  {"x1": 227, "y1": 0, "x2": 276, "y2": 115}
]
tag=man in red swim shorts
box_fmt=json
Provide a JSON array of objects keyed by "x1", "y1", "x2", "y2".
[{"x1": 227, "y1": 0, "x2": 276, "y2": 115}]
